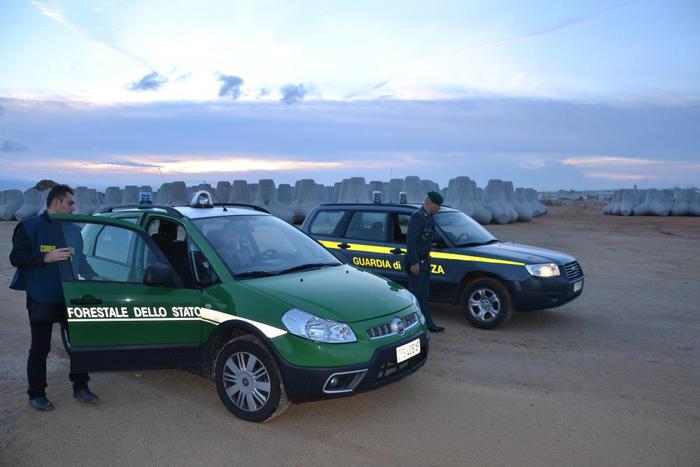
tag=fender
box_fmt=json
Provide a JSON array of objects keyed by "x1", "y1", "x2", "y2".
[{"x1": 202, "y1": 319, "x2": 287, "y2": 374}]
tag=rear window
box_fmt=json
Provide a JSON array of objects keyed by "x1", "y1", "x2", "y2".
[
  {"x1": 344, "y1": 211, "x2": 388, "y2": 242},
  {"x1": 391, "y1": 213, "x2": 411, "y2": 243},
  {"x1": 308, "y1": 210, "x2": 345, "y2": 236}
]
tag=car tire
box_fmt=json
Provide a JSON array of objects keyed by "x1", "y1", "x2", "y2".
[
  {"x1": 461, "y1": 277, "x2": 513, "y2": 330},
  {"x1": 60, "y1": 323, "x2": 71, "y2": 353},
  {"x1": 214, "y1": 335, "x2": 289, "y2": 422}
]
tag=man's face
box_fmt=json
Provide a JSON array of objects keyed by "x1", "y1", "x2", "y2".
[
  {"x1": 424, "y1": 198, "x2": 440, "y2": 215},
  {"x1": 225, "y1": 231, "x2": 241, "y2": 248},
  {"x1": 52, "y1": 193, "x2": 75, "y2": 214}
]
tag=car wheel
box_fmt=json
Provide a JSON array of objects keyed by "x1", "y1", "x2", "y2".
[
  {"x1": 60, "y1": 324, "x2": 71, "y2": 353},
  {"x1": 214, "y1": 335, "x2": 289, "y2": 422},
  {"x1": 461, "y1": 278, "x2": 513, "y2": 330}
]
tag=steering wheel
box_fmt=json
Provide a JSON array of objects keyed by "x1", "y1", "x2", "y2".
[
  {"x1": 455, "y1": 232, "x2": 470, "y2": 243},
  {"x1": 257, "y1": 248, "x2": 279, "y2": 260}
]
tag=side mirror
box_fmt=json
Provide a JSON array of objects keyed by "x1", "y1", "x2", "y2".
[
  {"x1": 432, "y1": 239, "x2": 446, "y2": 249},
  {"x1": 143, "y1": 262, "x2": 175, "y2": 287}
]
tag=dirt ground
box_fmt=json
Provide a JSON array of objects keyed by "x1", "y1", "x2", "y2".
[{"x1": 0, "y1": 205, "x2": 698, "y2": 467}]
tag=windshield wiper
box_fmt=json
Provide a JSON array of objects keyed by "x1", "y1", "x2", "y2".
[
  {"x1": 457, "y1": 239, "x2": 500, "y2": 247},
  {"x1": 276, "y1": 262, "x2": 340, "y2": 275},
  {"x1": 235, "y1": 270, "x2": 279, "y2": 278}
]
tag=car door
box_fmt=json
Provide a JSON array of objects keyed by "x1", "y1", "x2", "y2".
[
  {"x1": 389, "y1": 211, "x2": 455, "y2": 302},
  {"x1": 336, "y1": 210, "x2": 403, "y2": 278},
  {"x1": 305, "y1": 209, "x2": 350, "y2": 262},
  {"x1": 53, "y1": 214, "x2": 204, "y2": 373}
]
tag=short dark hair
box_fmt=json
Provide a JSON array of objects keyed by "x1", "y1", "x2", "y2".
[{"x1": 47, "y1": 184, "x2": 74, "y2": 208}]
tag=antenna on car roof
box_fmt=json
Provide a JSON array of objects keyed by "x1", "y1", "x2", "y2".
[{"x1": 203, "y1": 180, "x2": 227, "y2": 211}]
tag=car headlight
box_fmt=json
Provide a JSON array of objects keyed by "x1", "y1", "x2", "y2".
[
  {"x1": 282, "y1": 308, "x2": 357, "y2": 343},
  {"x1": 525, "y1": 263, "x2": 560, "y2": 278},
  {"x1": 411, "y1": 294, "x2": 425, "y2": 324}
]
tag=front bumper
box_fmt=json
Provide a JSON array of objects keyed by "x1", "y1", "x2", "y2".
[
  {"x1": 275, "y1": 332, "x2": 429, "y2": 403},
  {"x1": 511, "y1": 275, "x2": 584, "y2": 310}
]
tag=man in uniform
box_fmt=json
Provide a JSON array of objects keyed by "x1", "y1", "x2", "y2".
[
  {"x1": 10, "y1": 184, "x2": 99, "y2": 411},
  {"x1": 405, "y1": 191, "x2": 445, "y2": 333}
]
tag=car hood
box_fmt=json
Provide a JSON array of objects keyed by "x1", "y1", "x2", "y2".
[
  {"x1": 455, "y1": 242, "x2": 576, "y2": 265},
  {"x1": 241, "y1": 265, "x2": 413, "y2": 323}
]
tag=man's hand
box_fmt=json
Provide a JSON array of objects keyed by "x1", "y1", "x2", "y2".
[
  {"x1": 43, "y1": 248, "x2": 72, "y2": 263},
  {"x1": 410, "y1": 263, "x2": 420, "y2": 276}
]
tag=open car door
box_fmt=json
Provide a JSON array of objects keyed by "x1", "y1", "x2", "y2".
[{"x1": 52, "y1": 214, "x2": 204, "y2": 373}]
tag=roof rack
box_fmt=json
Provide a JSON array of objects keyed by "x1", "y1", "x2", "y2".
[
  {"x1": 99, "y1": 204, "x2": 183, "y2": 218},
  {"x1": 212, "y1": 203, "x2": 270, "y2": 214},
  {"x1": 317, "y1": 202, "x2": 457, "y2": 210}
]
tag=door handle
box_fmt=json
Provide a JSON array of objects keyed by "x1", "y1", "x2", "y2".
[
  {"x1": 390, "y1": 248, "x2": 405, "y2": 255},
  {"x1": 338, "y1": 242, "x2": 350, "y2": 249},
  {"x1": 70, "y1": 296, "x2": 103, "y2": 305}
]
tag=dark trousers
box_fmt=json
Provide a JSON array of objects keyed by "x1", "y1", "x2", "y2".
[
  {"x1": 407, "y1": 260, "x2": 436, "y2": 327},
  {"x1": 27, "y1": 321, "x2": 89, "y2": 399}
]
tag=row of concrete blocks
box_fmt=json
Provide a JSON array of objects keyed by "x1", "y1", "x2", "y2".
[
  {"x1": 603, "y1": 188, "x2": 700, "y2": 216},
  {"x1": 444, "y1": 177, "x2": 547, "y2": 224},
  {"x1": 0, "y1": 176, "x2": 547, "y2": 224}
]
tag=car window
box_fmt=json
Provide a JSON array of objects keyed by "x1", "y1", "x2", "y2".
[
  {"x1": 390, "y1": 213, "x2": 411, "y2": 244},
  {"x1": 114, "y1": 216, "x2": 140, "y2": 224},
  {"x1": 344, "y1": 211, "x2": 388, "y2": 242},
  {"x1": 63, "y1": 221, "x2": 162, "y2": 283},
  {"x1": 187, "y1": 237, "x2": 220, "y2": 287},
  {"x1": 192, "y1": 215, "x2": 340, "y2": 275},
  {"x1": 147, "y1": 218, "x2": 186, "y2": 241},
  {"x1": 434, "y1": 211, "x2": 496, "y2": 246},
  {"x1": 94, "y1": 225, "x2": 134, "y2": 264},
  {"x1": 308, "y1": 210, "x2": 345, "y2": 236},
  {"x1": 147, "y1": 218, "x2": 196, "y2": 287}
]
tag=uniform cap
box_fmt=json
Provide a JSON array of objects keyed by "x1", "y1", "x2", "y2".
[{"x1": 427, "y1": 191, "x2": 443, "y2": 205}]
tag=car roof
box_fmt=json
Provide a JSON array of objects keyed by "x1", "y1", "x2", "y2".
[
  {"x1": 173, "y1": 206, "x2": 269, "y2": 219},
  {"x1": 315, "y1": 203, "x2": 459, "y2": 212},
  {"x1": 101, "y1": 204, "x2": 269, "y2": 220}
]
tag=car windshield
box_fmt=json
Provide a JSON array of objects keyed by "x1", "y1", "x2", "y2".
[
  {"x1": 192, "y1": 215, "x2": 341, "y2": 277},
  {"x1": 434, "y1": 211, "x2": 498, "y2": 247}
]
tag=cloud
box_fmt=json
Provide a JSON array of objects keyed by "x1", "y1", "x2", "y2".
[
  {"x1": 128, "y1": 72, "x2": 167, "y2": 92},
  {"x1": 175, "y1": 72, "x2": 191, "y2": 82},
  {"x1": 280, "y1": 84, "x2": 307, "y2": 105},
  {"x1": 96, "y1": 160, "x2": 162, "y2": 168},
  {"x1": 445, "y1": 1, "x2": 635, "y2": 59},
  {"x1": 1, "y1": 139, "x2": 29, "y2": 153},
  {"x1": 31, "y1": 1, "x2": 153, "y2": 67},
  {"x1": 562, "y1": 156, "x2": 657, "y2": 167},
  {"x1": 258, "y1": 88, "x2": 271, "y2": 98},
  {"x1": 218, "y1": 75, "x2": 244, "y2": 99},
  {"x1": 32, "y1": 0, "x2": 70, "y2": 26},
  {"x1": 47, "y1": 156, "x2": 354, "y2": 174},
  {"x1": 2, "y1": 96, "x2": 698, "y2": 189},
  {"x1": 562, "y1": 155, "x2": 700, "y2": 182},
  {"x1": 344, "y1": 80, "x2": 391, "y2": 100}
]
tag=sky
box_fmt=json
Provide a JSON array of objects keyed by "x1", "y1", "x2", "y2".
[{"x1": 0, "y1": 0, "x2": 698, "y2": 191}]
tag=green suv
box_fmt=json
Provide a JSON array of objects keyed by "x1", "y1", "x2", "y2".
[{"x1": 53, "y1": 192, "x2": 427, "y2": 422}]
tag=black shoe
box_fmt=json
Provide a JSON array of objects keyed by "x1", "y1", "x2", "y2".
[
  {"x1": 29, "y1": 396, "x2": 55, "y2": 412},
  {"x1": 428, "y1": 325, "x2": 445, "y2": 333},
  {"x1": 73, "y1": 388, "x2": 98, "y2": 403}
]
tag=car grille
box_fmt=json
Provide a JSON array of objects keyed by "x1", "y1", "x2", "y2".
[
  {"x1": 367, "y1": 312, "x2": 419, "y2": 339},
  {"x1": 375, "y1": 350, "x2": 425, "y2": 384},
  {"x1": 563, "y1": 261, "x2": 583, "y2": 282}
]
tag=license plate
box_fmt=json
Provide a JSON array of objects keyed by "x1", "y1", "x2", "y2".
[
  {"x1": 573, "y1": 280, "x2": 583, "y2": 292},
  {"x1": 396, "y1": 338, "x2": 421, "y2": 363}
]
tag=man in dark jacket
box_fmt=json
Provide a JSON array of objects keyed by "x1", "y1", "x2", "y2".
[
  {"x1": 405, "y1": 191, "x2": 445, "y2": 333},
  {"x1": 9, "y1": 184, "x2": 99, "y2": 411}
]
